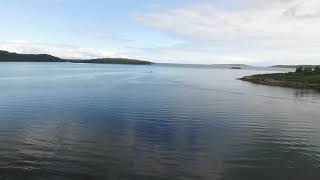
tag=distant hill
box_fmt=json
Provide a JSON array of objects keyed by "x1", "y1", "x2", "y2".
[
  {"x1": 210, "y1": 64, "x2": 251, "y2": 68},
  {"x1": 0, "y1": 50, "x2": 65, "y2": 62},
  {"x1": 0, "y1": 50, "x2": 153, "y2": 65},
  {"x1": 211, "y1": 64, "x2": 249, "y2": 67},
  {"x1": 69, "y1": 58, "x2": 153, "y2": 65},
  {"x1": 271, "y1": 65, "x2": 319, "y2": 69}
]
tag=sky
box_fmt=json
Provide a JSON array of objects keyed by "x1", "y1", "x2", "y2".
[{"x1": 0, "y1": 0, "x2": 320, "y2": 65}]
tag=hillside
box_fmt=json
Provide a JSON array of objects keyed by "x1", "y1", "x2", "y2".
[
  {"x1": 0, "y1": 50, "x2": 153, "y2": 65},
  {"x1": 0, "y1": 50, "x2": 65, "y2": 62},
  {"x1": 69, "y1": 58, "x2": 153, "y2": 65}
]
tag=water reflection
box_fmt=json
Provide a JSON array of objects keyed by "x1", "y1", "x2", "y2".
[
  {"x1": 294, "y1": 89, "x2": 320, "y2": 98},
  {"x1": 0, "y1": 63, "x2": 320, "y2": 180}
]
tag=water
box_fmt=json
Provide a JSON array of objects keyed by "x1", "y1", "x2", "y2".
[{"x1": 0, "y1": 62, "x2": 320, "y2": 180}]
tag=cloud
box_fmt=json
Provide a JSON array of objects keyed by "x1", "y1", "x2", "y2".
[
  {"x1": 0, "y1": 41, "x2": 122, "y2": 59},
  {"x1": 135, "y1": 0, "x2": 320, "y2": 65},
  {"x1": 136, "y1": 0, "x2": 320, "y2": 41}
]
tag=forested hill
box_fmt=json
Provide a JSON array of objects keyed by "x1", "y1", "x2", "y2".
[
  {"x1": 0, "y1": 50, "x2": 65, "y2": 62},
  {"x1": 69, "y1": 58, "x2": 153, "y2": 65},
  {"x1": 0, "y1": 50, "x2": 153, "y2": 65}
]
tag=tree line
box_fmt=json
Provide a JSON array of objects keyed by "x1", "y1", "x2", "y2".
[{"x1": 296, "y1": 66, "x2": 320, "y2": 74}]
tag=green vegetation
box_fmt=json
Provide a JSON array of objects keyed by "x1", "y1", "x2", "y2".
[
  {"x1": 69, "y1": 58, "x2": 153, "y2": 65},
  {"x1": 240, "y1": 66, "x2": 320, "y2": 90},
  {"x1": 0, "y1": 50, "x2": 65, "y2": 62},
  {"x1": 271, "y1": 65, "x2": 318, "y2": 69},
  {"x1": 0, "y1": 50, "x2": 153, "y2": 65},
  {"x1": 293, "y1": 66, "x2": 320, "y2": 80}
]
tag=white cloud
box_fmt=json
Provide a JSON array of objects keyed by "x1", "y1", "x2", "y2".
[
  {"x1": 135, "y1": 0, "x2": 320, "y2": 65},
  {"x1": 0, "y1": 41, "x2": 122, "y2": 59}
]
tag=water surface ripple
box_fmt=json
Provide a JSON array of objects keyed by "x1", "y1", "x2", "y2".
[{"x1": 0, "y1": 63, "x2": 319, "y2": 180}]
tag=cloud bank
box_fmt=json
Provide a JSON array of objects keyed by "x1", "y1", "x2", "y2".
[
  {"x1": 0, "y1": 41, "x2": 119, "y2": 59},
  {"x1": 136, "y1": 0, "x2": 320, "y2": 65},
  {"x1": 2, "y1": 0, "x2": 320, "y2": 65}
]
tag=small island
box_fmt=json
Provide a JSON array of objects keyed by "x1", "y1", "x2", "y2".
[
  {"x1": 231, "y1": 67, "x2": 242, "y2": 69},
  {"x1": 240, "y1": 66, "x2": 320, "y2": 90},
  {"x1": 0, "y1": 50, "x2": 153, "y2": 65}
]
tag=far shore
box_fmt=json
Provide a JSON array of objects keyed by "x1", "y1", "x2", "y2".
[{"x1": 0, "y1": 50, "x2": 153, "y2": 65}]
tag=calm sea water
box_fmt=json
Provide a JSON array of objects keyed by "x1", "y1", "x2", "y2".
[{"x1": 0, "y1": 62, "x2": 320, "y2": 180}]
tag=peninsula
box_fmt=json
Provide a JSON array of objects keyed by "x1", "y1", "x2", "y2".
[
  {"x1": 240, "y1": 66, "x2": 320, "y2": 90},
  {"x1": 0, "y1": 50, "x2": 153, "y2": 65}
]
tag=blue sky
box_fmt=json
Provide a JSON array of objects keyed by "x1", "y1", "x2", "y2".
[{"x1": 1, "y1": 0, "x2": 320, "y2": 65}]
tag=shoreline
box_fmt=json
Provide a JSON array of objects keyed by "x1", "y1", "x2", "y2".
[
  {"x1": 240, "y1": 74, "x2": 320, "y2": 90},
  {"x1": 0, "y1": 50, "x2": 153, "y2": 65}
]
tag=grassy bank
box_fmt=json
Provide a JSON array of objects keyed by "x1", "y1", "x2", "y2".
[{"x1": 240, "y1": 66, "x2": 320, "y2": 90}]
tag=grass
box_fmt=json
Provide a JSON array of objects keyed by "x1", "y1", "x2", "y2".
[
  {"x1": 261, "y1": 73, "x2": 320, "y2": 84},
  {"x1": 240, "y1": 71, "x2": 320, "y2": 90}
]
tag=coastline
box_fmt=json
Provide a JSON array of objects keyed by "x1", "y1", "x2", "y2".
[
  {"x1": 0, "y1": 50, "x2": 153, "y2": 65},
  {"x1": 240, "y1": 73, "x2": 320, "y2": 90}
]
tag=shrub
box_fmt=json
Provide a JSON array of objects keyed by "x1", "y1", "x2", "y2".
[
  {"x1": 314, "y1": 66, "x2": 320, "y2": 74},
  {"x1": 304, "y1": 67, "x2": 313, "y2": 74},
  {"x1": 295, "y1": 66, "x2": 303, "y2": 73}
]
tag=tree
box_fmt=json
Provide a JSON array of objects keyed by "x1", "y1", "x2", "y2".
[
  {"x1": 296, "y1": 66, "x2": 303, "y2": 73},
  {"x1": 314, "y1": 66, "x2": 320, "y2": 74},
  {"x1": 315, "y1": 66, "x2": 320, "y2": 71},
  {"x1": 304, "y1": 66, "x2": 313, "y2": 74}
]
